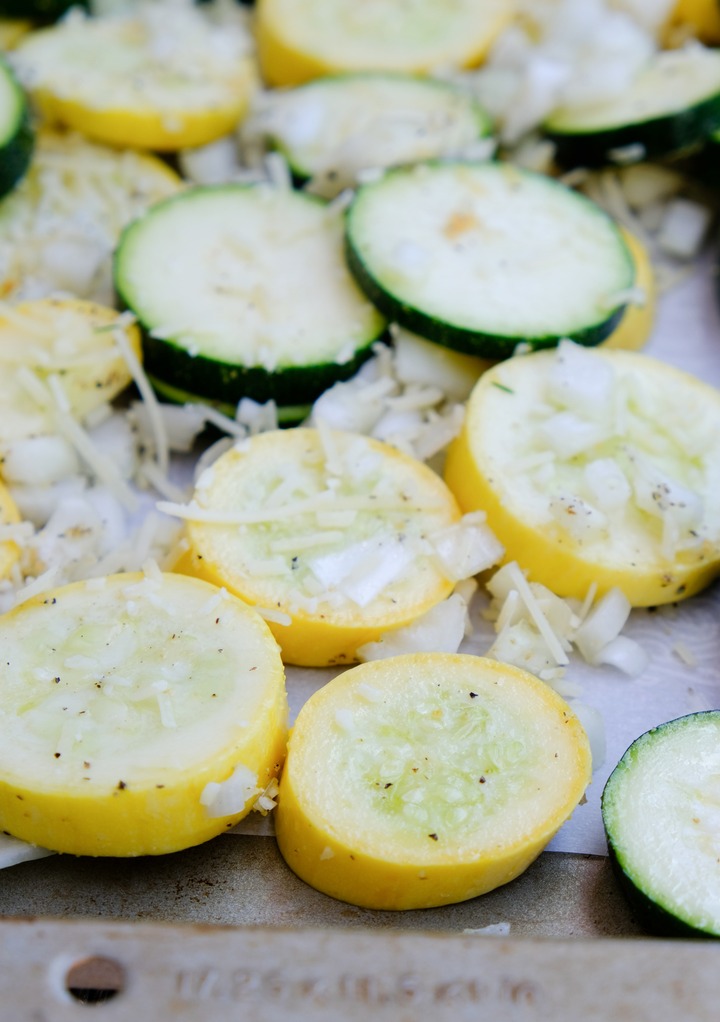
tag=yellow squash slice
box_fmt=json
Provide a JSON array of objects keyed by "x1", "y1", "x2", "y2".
[
  {"x1": 256, "y1": 0, "x2": 512, "y2": 87},
  {"x1": 602, "y1": 229, "x2": 655, "y2": 352},
  {"x1": 171, "y1": 427, "x2": 495, "y2": 667},
  {"x1": 0, "y1": 571, "x2": 287, "y2": 856},
  {"x1": 0, "y1": 130, "x2": 181, "y2": 303},
  {"x1": 664, "y1": 0, "x2": 720, "y2": 44},
  {"x1": 444, "y1": 344, "x2": 720, "y2": 606},
  {"x1": 0, "y1": 19, "x2": 32, "y2": 51},
  {"x1": 275, "y1": 653, "x2": 591, "y2": 910},
  {"x1": 0, "y1": 298, "x2": 141, "y2": 441},
  {"x1": 0, "y1": 478, "x2": 21, "y2": 579},
  {"x1": 13, "y1": 10, "x2": 255, "y2": 150}
]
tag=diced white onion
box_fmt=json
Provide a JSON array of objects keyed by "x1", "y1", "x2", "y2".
[
  {"x1": 357, "y1": 591, "x2": 470, "y2": 661},
  {"x1": 488, "y1": 619, "x2": 558, "y2": 677},
  {"x1": 1, "y1": 435, "x2": 79, "y2": 486},
  {"x1": 618, "y1": 163, "x2": 683, "y2": 210},
  {"x1": 0, "y1": 833, "x2": 54, "y2": 869},
  {"x1": 200, "y1": 763, "x2": 259, "y2": 818},
  {"x1": 539, "y1": 411, "x2": 608, "y2": 459},
  {"x1": 583, "y1": 457, "x2": 632, "y2": 512},
  {"x1": 656, "y1": 198, "x2": 713, "y2": 260},
  {"x1": 549, "y1": 493, "x2": 608, "y2": 540},
  {"x1": 573, "y1": 587, "x2": 631, "y2": 664},
  {"x1": 392, "y1": 327, "x2": 486, "y2": 402},
  {"x1": 595, "y1": 634, "x2": 649, "y2": 676},
  {"x1": 546, "y1": 340, "x2": 615, "y2": 421},
  {"x1": 178, "y1": 136, "x2": 241, "y2": 185},
  {"x1": 429, "y1": 514, "x2": 504, "y2": 582}
]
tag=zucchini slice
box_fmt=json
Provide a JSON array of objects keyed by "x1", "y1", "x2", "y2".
[
  {"x1": 275, "y1": 653, "x2": 591, "y2": 910},
  {"x1": 0, "y1": 0, "x2": 86, "y2": 18},
  {"x1": 545, "y1": 47, "x2": 720, "y2": 167},
  {"x1": 12, "y1": 8, "x2": 255, "y2": 150},
  {"x1": 263, "y1": 72, "x2": 491, "y2": 187},
  {"x1": 170, "y1": 427, "x2": 491, "y2": 667},
  {"x1": 256, "y1": 0, "x2": 511, "y2": 87},
  {"x1": 602, "y1": 712, "x2": 720, "y2": 937},
  {"x1": 0, "y1": 54, "x2": 32, "y2": 198},
  {"x1": 0, "y1": 571, "x2": 288, "y2": 857},
  {"x1": 345, "y1": 161, "x2": 634, "y2": 359},
  {"x1": 444, "y1": 343, "x2": 720, "y2": 606},
  {"x1": 114, "y1": 185, "x2": 386, "y2": 413}
]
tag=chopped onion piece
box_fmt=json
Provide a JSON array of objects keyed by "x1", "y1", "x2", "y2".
[
  {"x1": 656, "y1": 198, "x2": 713, "y2": 261},
  {"x1": 495, "y1": 561, "x2": 569, "y2": 666},
  {"x1": 485, "y1": 561, "x2": 520, "y2": 603},
  {"x1": 179, "y1": 136, "x2": 241, "y2": 185},
  {"x1": 201, "y1": 764, "x2": 260, "y2": 819},
  {"x1": 391, "y1": 327, "x2": 487, "y2": 402},
  {"x1": 549, "y1": 493, "x2": 608, "y2": 540},
  {"x1": 539, "y1": 411, "x2": 608, "y2": 459},
  {"x1": 429, "y1": 513, "x2": 504, "y2": 582},
  {"x1": 488, "y1": 619, "x2": 558, "y2": 677},
  {"x1": 357, "y1": 591, "x2": 470, "y2": 661},
  {"x1": 131, "y1": 401, "x2": 208, "y2": 454},
  {"x1": 9, "y1": 476, "x2": 86, "y2": 529},
  {"x1": 529, "y1": 582, "x2": 575, "y2": 643},
  {"x1": 595, "y1": 634, "x2": 649, "y2": 676},
  {"x1": 0, "y1": 833, "x2": 54, "y2": 869},
  {"x1": 630, "y1": 452, "x2": 704, "y2": 530},
  {"x1": 308, "y1": 537, "x2": 414, "y2": 608},
  {"x1": 584, "y1": 457, "x2": 632, "y2": 512},
  {"x1": 88, "y1": 412, "x2": 137, "y2": 481},
  {"x1": 618, "y1": 162, "x2": 683, "y2": 210},
  {"x1": 546, "y1": 340, "x2": 615, "y2": 421},
  {"x1": 573, "y1": 587, "x2": 631, "y2": 664},
  {"x1": 1, "y1": 435, "x2": 79, "y2": 486}
]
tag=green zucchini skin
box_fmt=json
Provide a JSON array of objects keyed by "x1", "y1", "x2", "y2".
[
  {"x1": 148, "y1": 375, "x2": 310, "y2": 426},
  {"x1": 344, "y1": 232, "x2": 624, "y2": 360},
  {"x1": 606, "y1": 842, "x2": 716, "y2": 940},
  {"x1": 266, "y1": 71, "x2": 492, "y2": 184},
  {"x1": 0, "y1": 106, "x2": 32, "y2": 199},
  {"x1": 140, "y1": 328, "x2": 380, "y2": 413},
  {"x1": 0, "y1": 0, "x2": 87, "y2": 18},
  {"x1": 344, "y1": 160, "x2": 632, "y2": 360},
  {"x1": 547, "y1": 91, "x2": 720, "y2": 168},
  {"x1": 602, "y1": 712, "x2": 720, "y2": 939},
  {"x1": 0, "y1": 57, "x2": 33, "y2": 199},
  {"x1": 114, "y1": 183, "x2": 387, "y2": 418}
]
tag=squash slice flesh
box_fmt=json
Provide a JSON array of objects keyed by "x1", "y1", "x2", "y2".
[
  {"x1": 276, "y1": 653, "x2": 591, "y2": 910},
  {"x1": 0, "y1": 572, "x2": 287, "y2": 856}
]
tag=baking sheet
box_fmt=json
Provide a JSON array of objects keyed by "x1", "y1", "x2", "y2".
[
  {"x1": 5, "y1": 916, "x2": 720, "y2": 1022},
  {"x1": 0, "y1": 239, "x2": 719, "y2": 872}
]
